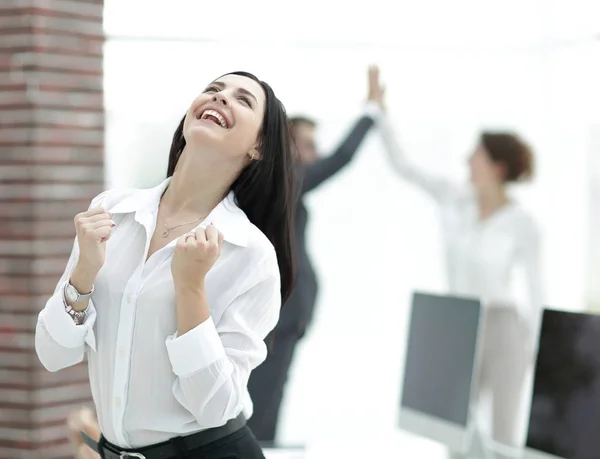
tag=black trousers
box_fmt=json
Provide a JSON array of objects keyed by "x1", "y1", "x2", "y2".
[
  {"x1": 246, "y1": 330, "x2": 301, "y2": 442},
  {"x1": 186, "y1": 427, "x2": 265, "y2": 459},
  {"x1": 99, "y1": 427, "x2": 265, "y2": 459}
]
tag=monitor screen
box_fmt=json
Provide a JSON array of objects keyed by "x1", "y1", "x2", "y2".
[
  {"x1": 400, "y1": 291, "x2": 481, "y2": 427},
  {"x1": 526, "y1": 309, "x2": 600, "y2": 458}
]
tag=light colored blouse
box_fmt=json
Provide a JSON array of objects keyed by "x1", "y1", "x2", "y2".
[
  {"x1": 34, "y1": 178, "x2": 281, "y2": 448},
  {"x1": 374, "y1": 108, "x2": 543, "y2": 338}
]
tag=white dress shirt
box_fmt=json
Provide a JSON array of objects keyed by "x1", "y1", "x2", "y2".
[
  {"x1": 34, "y1": 178, "x2": 281, "y2": 448},
  {"x1": 375, "y1": 109, "x2": 543, "y2": 339}
]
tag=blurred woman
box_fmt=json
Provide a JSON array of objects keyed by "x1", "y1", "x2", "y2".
[{"x1": 369, "y1": 66, "x2": 543, "y2": 459}]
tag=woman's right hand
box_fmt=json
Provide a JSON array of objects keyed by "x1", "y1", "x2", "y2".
[{"x1": 74, "y1": 207, "x2": 115, "y2": 273}]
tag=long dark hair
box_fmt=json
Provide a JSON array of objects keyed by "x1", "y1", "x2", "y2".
[{"x1": 166, "y1": 71, "x2": 296, "y2": 303}]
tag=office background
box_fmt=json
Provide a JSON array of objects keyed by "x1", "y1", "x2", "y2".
[
  {"x1": 103, "y1": 0, "x2": 599, "y2": 445},
  {"x1": 1, "y1": 0, "x2": 599, "y2": 457}
]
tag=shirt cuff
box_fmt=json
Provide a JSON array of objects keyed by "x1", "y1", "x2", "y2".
[
  {"x1": 39, "y1": 283, "x2": 97, "y2": 351},
  {"x1": 165, "y1": 317, "x2": 226, "y2": 377},
  {"x1": 364, "y1": 101, "x2": 382, "y2": 120}
]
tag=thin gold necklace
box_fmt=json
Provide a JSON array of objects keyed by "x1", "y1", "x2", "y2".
[{"x1": 162, "y1": 215, "x2": 206, "y2": 238}]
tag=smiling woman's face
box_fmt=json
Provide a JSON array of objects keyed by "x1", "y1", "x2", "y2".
[{"x1": 183, "y1": 74, "x2": 267, "y2": 164}]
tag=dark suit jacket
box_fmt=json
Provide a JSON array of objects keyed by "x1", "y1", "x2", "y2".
[{"x1": 275, "y1": 114, "x2": 376, "y2": 336}]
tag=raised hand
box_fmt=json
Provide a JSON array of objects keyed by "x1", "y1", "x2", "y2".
[
  {"x1": 367, "y1": 65, "x2": 386, "y2": 108},
  {"x1": 171, "y1": 223, "x2": 224, "y2": 290},
  {"x1": 74, "y1": 207, "x2": 115, "y2": 273}
]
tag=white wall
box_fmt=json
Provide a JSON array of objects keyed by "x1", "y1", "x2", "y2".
[
  {"x1": 540, "y1": 0, "x2": 600, "y2": 312},
  {"x1": 103, "y1": 0, "x2": 597, "y2": 454}
]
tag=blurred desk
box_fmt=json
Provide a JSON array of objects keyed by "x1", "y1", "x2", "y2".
[
  {"x1": 263, "y1": 430, "x2": 449, "y2": 458},
  {"x1": 264, "y1": 436, "x2": 535, "y2": 459},
  {"x1": 263, "y1": 447, "x2": 305, "y2": 459}
]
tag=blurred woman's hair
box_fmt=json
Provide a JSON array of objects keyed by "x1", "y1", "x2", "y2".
[{"x1": 480, "y1": 131, "x2": 535, "y2": 182}]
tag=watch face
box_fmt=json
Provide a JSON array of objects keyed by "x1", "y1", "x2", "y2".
[{"x1": 65, "y1": 284, "x2": 79, "y2": 303}]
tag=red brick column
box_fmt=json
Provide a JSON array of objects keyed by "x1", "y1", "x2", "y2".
[{"x1": 0, "y1": 2, "x2": 104, "y2": 458}]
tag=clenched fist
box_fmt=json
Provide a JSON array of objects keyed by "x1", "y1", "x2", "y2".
[
  {"x1": 74, "y1": 207, "x2": 115, "y2": 273},
  {"x1": 171, "y1": 223, "x2": 223, "y2": 289}
]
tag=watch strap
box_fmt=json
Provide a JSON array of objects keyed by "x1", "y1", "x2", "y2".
[
  {"x1": 63, "y1": 281, "x2": 93, "y2": 325},
  {"x1": 65, "y1": 303, "x2": 89, "y2": 325},
  {"x1": 65, "y1": 280, "x2": 94, "y2": 302}
]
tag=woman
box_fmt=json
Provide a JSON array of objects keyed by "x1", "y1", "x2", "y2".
[
  {"x1": 368, "y1": 67, "x2": 543, "y2": 458},
  {"x1": 35, "y1": 71, "x2": 296, "y2": 459}
]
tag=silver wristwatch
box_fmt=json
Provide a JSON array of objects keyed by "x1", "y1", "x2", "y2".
[{"x1": 63, "y1": 281, "x2": 94, "y2": 325}]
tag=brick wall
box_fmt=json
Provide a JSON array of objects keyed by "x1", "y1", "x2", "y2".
[{"x1": 0, "y1": 1, "x2": 104, "y2": 458}]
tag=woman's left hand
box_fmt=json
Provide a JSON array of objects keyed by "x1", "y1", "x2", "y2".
[{"x1": 171, "y1": 224, "x2": 224, "y2": 290}]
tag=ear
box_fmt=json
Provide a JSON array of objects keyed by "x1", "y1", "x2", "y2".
[
  {"x1": 248, "y1": 145, "x2": 261, "y2": 161},
  {"x1": 494, "y1": 161, "x2": 508, "y2": 182}
]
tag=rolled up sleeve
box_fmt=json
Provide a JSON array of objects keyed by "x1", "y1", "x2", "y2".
[
  {"x1": 35, "y1": 239, "x2": 99, "y2": 372},
  {"x1": 165, "y1": 317, "x2": 225, "y2": 376},
  {"x1": 39, "y1": 283, "x2": 97, "y2": 350}
]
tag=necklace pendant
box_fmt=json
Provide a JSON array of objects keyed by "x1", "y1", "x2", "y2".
[{"x1": 162, "y1": 225, "x2": 169, "y2": 238}]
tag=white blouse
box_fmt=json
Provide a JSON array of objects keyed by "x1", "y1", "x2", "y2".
[
  {"x1": 34, "y1": 178, "x2": 281, "y2": 448},
  {"x1": 375, "y1": 109, "x2": 543, "y2": 337}
]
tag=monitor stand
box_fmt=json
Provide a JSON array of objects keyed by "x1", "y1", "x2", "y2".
[
  {"x1": 463, "y1": 406, "x2": 523, "y2": 459},
  {"x1": 459, "y1": 407, "x2": 520, "y2": 459}
]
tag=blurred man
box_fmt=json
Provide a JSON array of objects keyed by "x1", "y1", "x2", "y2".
[{"x1": 247, "y1": 69, "x2": 380, "y2": 443}]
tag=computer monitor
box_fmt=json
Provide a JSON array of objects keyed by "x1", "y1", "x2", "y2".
[
  {"x1": 398, "y1": 291, "x2": 482, "y2": 453},
  {"x1": 523, "y1": 309, "x2": 600, "y2": 459}
]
